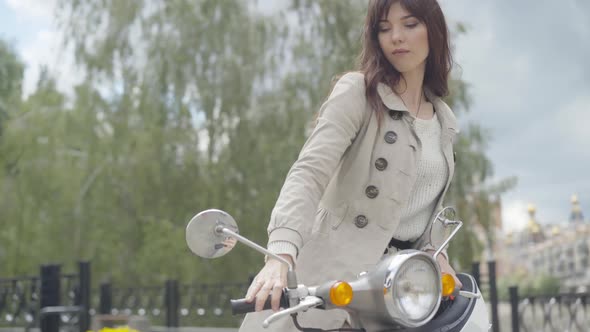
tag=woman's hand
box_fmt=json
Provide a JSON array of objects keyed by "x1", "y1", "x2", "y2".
[
  {"x1": 245, "y1": 254, "x2": 292, "y2": 312},
  {"x1": 426, "y1": 250, "x2": 463, "y2": 289}
]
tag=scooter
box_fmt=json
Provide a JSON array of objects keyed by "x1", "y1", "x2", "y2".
[{"x1": 185, "y1": 207, "x2": 491, "y2": 331}]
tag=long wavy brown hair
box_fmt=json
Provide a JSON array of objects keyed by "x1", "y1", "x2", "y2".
[{"x1": 358, "y1": 0, "x2": 453, "y2": 124}]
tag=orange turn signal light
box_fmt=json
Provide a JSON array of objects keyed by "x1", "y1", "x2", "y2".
[
  {"x1": 330, "y1": 281, "x2": 353, "y2": 306},
  {"x1": 441, "y1": 273, "x2": 456, "y2": 297}
]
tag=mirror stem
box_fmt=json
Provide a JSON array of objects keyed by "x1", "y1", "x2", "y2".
[
  {"x1": 215, "y1": 226, "x2": 298, "y2": 290},
  {"x1": 433, "y1": 220, "x2": 463, "y2": 259}
]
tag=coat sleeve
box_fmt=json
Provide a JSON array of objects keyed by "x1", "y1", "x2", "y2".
[{"x1": 267, "y1": 72, "x2": 367, "y2": 260}]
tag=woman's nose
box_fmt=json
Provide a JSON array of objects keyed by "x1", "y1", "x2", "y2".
[{"x1": 391, "y1": 28, "x2": 404, "y2": 44}]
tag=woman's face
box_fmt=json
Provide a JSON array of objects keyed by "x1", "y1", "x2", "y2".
[{"x1": 377, "y1": 2, "x2": 429, "y2": 75}]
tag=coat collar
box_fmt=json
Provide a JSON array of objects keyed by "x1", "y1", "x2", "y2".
[
  {"x1": 377, "y1": 82, "x2": 407, "y2": 111},
  {"x1": 376, "y1": 81, "x2": 458, "y2": 131}
]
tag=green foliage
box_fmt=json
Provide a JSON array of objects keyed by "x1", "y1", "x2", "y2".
[
  {"x1": 0, "y1": 39, "x2": 24, "y2": 136},
  {"x1": 440, "y1": 23, "x2": 517, "y2": 269},
  {"x1": 0, "y1": 0, "x2": 513, "y2": 297},
  {"x1": 445, "y1": 122, "x2": 517, "y2": 268},
  {"x1": 497, "y1": 273, "x2": 561, "y2": 301}
]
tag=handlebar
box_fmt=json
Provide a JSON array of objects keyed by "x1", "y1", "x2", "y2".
[
  {"x1": 231, "y1": 292, "x2": 325, "y2": 329},
  {"x1": 231, "y1": 293, "x2": 288, "y2": 315},
  {"x1": 263, "y1": 296, "x2": 324, "y2": 328}
]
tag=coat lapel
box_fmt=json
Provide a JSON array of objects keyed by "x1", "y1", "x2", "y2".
[{"x1": 377, "y1": 82, "x2": 407, "y2": 111}]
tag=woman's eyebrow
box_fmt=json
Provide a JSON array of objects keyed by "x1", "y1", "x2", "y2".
[{"x1": 379, "y1": 15, "x2": 416, "y2": 23}]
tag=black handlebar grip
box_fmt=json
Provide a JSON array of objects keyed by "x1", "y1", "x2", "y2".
[{"x1": 231, "y1": 292, "x2": 288, "y2": 315}]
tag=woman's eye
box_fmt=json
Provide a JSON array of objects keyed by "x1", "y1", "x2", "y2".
[
  {"x1": 405, "y1": 23, "x2": 419, "y2": 28},
  {"x1": 379, "y1": 27, "x2": 390, "y2": 32}
]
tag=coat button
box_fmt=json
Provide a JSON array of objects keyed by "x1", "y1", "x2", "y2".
[
  {"x1": 389, "y1": 110, "x2": 403, "y2": 120},
  {"x1": 365, "y1": 185, "x2": 379, "y2": 198},
  {"x1": 375, "y1": 158, "x2": 388, "y2": 171},
  {"x1": 384, "y1": 131, "x2": 398, "y2": 144},
  {"x1": 354, "y1": 215, "x2": 368, "y2": 228}
]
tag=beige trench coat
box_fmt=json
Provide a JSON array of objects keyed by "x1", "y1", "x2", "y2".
[{"x1": 240, "y1": 72, "x2": 458, "y2": 331}]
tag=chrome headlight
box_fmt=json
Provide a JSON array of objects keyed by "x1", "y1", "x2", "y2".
[{"x1": 383, "y1": 253, "x2": 441, "y2": 327}]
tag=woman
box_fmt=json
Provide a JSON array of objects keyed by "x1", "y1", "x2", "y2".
[{"x1": 241, "y1": 0, "x2": 460, "y2": 330}]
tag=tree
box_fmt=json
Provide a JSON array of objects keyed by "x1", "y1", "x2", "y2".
[
  {"x1": 0, "y1": 0, "x2": 513, "y2": 285},
  {"x1": 0, "y1": 41, "x2": 25, "y2": 273},
  {"x1": 445, "y1": 122, "x2": 517, "y2": 267},
  {"x1": 0, "y1": 66, "x2": 69, "y2": 275},
  {"x1": 51, "y1": 0, "x2": 292, "y2": 283},
  {"x1": 0, "y1": 39, "x2": 24, "y2": 133},
  {"x1": 498, "y1": 273, "x2": 560, "y2": 301}
]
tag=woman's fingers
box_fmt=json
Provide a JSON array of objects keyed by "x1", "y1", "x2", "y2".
[
  {"x1": 245, "y1": 260, "x2": 286, "y2": 312},
  {"x1": 453, "y1": 273, "x2": 463, "y2": 289},
  {"x1": 432, "y1": 252, "x2": 464, "y2": 289},
  {"x1": 245, "y1": 278, "x2": 264, "y2": 303},
  {"x1": 255, "y1": 281, "x2": 274, "y2": 311},
  {"x1": 441, "y1": 263, "x2": 463, "y2": 289},
  {"x1": 270, "y1": 284, "x2": 284, "y2": 311}
]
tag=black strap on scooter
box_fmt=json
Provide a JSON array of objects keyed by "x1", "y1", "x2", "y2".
[
  {"x1": 388, "y1": 237, "x2": 414, "y2": 250},
  {"x1": 383, "y1": 237, "x2": 415, "y2": 254},
  {"x1": 291, "y1": 314, "x2": 366, "y2": 332}
]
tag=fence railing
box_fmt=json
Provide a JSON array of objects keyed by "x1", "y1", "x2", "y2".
[
  {"x1": 2, "y1": 260, "x2": 589, "y2": 331},
  {"x1": 509, "y1": 287, "x2": 589, "y2": 332},
  {"x1": 0, "y1": 262, "x2": 251, "y2": 331},
  {"x1": 472, "y1": 260, "x2": 501, "y2": 332},
  {"x1": 0, "y1": 275, "x2": 39, "y2": 327},
  {"x1": 0, "y1": 264, "x2": 90, "y2": 332},
  {"x1": 95, "y1": 281, "x2": 250, "y2": 327},
  {"x1": 472, "y1": 260, "x2": 589, "y2": 332}
]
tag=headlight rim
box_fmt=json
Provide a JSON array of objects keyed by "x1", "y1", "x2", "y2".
[{"x1": 383, "y1": 251, "x2": 442, "y2": 327}]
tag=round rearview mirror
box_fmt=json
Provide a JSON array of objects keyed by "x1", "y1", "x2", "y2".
[
  {"x1": 186, "y1": 209, "x2": 239, "y2": 259},
  {"x1": 430, "y1": 207, "x2": 458, "y2": 250}
]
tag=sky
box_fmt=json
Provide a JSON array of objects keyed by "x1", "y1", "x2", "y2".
[
  {"x1": 439, "y1": 0, "x2": 590, "y2": 232},
  {"x1": 1, "y1": 0, "x2": 589, "y2": 234}
]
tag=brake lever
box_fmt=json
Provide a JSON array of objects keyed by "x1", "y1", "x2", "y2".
[{"x1": 262, "y1": 296, "x2": 324, "y2": 328}]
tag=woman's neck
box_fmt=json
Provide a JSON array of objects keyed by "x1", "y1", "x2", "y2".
[{"x1": 394, "y1": 66, "x2": 427, "y2": 112}]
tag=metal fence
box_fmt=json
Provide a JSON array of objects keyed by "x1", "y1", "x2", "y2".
[
  {"x1": 0, "y1": 276, "x2": 39, "y2": 327},
  {"x1": 0, "y1": 262, "x2": 250, "y2": 332},
  {"x1": 509, "y1": 287, "x2": 589, "y2": 332},
  {"x1": 3, "y1": 260, "x2": 589, "y2": 332},
  {"x1": 97, "y1": 280, "x2": 249, "y2": 327},
  {"x1": 473, "y1": 260, "x2": 590, "y2": 332},
  {"x1": 0, "y1": 265, "x2": 88, "y2": 332}
]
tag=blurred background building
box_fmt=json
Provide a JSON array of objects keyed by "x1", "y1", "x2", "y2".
[{"x1": 499, "y1": 195, "x2": 590, "y2": 292}]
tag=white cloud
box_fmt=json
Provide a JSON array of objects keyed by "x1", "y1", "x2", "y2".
[
  {"x1": 502, "y1": 200, "x2": 530, "y2": 233},
  {"x1": 556, "y1": 95, "x2": 590, "y2": 151},
  {"x1": 4, "y1": 0, "x2": 55, "y2": 21},
  {"x1": 20, "y1": 29, "x2": 57, "y2": 96},
  {"x1": 10, "y1": 0, "x2": 82, "y2": 98},
  {"x1": 255, "y1": 0, "x2": 288, "y2": 15},
  {"x1": 442, "y1": 0, "x2": 590, "y2": 230}
]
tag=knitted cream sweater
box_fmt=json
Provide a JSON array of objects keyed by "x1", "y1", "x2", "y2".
[
  {"x1": 269, "y1": 112, "x2": 448, "y2": 259},
  {"x1": 395, "y1": 112, "x2": 448, "y2": 241}
]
